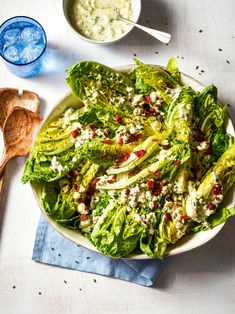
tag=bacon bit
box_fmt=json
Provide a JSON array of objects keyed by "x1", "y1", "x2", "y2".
[
  {"x1": 119, "y1": 132, "x2": 124, "y2": 137},
  {"x1": 125, "y1": 188, "x2": 130, "y2": 195},
  {"x1": 210, "y1": 125, "x2": 216, "y2": 131},
  {"x1": 211, "y1": 184, "x2": 222, "y2": 196},
  {"x1": 164, "y1": 212, "x2": 173, "y2": 221},
  {"x1": 107, "y1": 176, "x2": 115, "y2": 184},
  {"x1": 147, "y1": 179, "x2": 154, "y2": 189},
  {"x1": 100, "y1": 152, "x2": 109, "y2": 160},
  {"x1": 118, "y1": 137, "x2": 123, "y2": 145},
  {"x1": 128, "y1": 172, "x2": 136, "y2": 177},
  {"x1": 92, "y1": 178, "x2": 100, "y2": 185},
  {"x1": 153, "y1": 180, "x2": 163, "y2": 193},
  {"x1": 71, "y1": 169, "x2": 79, "y2": 178},
  {"x1": 72, "y1": 129, "x2": 80, "y2": 138},
  {"x1": 90, "y1": 125, "x2": 97, "y2": 131},
  {"x1": 133, "y1": 150, "x2": 146, "y2": 158},
  {"x1": 162, "y1": 144, "x2": 170, "y2": 150},
  {"x1": 119, "y1": 152, "x2": 130, "y2": 163},
  {"x1": 134, "y1": 133, "x2": 143, "y2": 141},
  {"x1": 207, "y1": 202, "x2": 216, "y2": 211},
  {"x1": 73, "y1": 184, "x2": 78, "y2": 191},
  {"x1": 153, "y1": 170, "x2": 161, "y2": 177},
  {"x1": 174, "y1": 159, "x2": 181, "y2": 166},
  {"x1": 166, "y1": 196, "x2": 174, "y2": 202},
  {"x1": 181, "y1": 214, "x2": 189, "y2": 222},
  {"x1": 144, "y1": 95, "x2": 152, "y2": 104},
  {"x1": 143, "y1": 103, "x2": 151, "y2": 110},
  {"x1": 101, "y1": 139, "x2": 113, "y2": 144},
  {"x1": 78, "y1": 198, "x2": 85, "y2": 204},
  {"x1": 80, "y1": 214, "x2": 87, "y2": 221},
  {"x1": 154, "y1": 202, "x2": 159, "y2": 210},
  {"x1": 115, "y1": 114, "x2": 122, "y2": 124},
  {"x1": 166, "y1": 82, "x2": 173, "y2": 89},
  {"x1": 156, "y1": 113, "x2": 162, "y2": 119}
]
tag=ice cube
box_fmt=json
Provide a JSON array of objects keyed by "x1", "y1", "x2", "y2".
[
  {"x1": 21, "y1": 44, "x2": 44, "y2": 63},
  {"x1": 20, "y1": 27, "x2": 41, "y2": 44},
  {"x1": 3, "y1": 28, "x2": 20, "y2": 45},
  {"x1": 3, "y1": 45, "x2": 20, "y2": 63}
]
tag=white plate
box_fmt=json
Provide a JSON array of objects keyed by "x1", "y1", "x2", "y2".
[{"x1": 32, "y1": 65, "x2": 235, "y2": 259}]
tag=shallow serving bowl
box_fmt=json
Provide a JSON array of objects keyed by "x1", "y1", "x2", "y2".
[
  {"x1": 63, "y1": 0, "x2": 141, "y2": 45},
  {"x1": 32, "y1": 64, "x2": 235, "y2": 259}
]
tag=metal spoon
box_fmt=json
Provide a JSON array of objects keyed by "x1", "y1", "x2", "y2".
[
  {"x1": 117, "y1": 14, "x2": 171, "y2": 44},
  {"x1": 0, "y1": 106, "x2": 42, "y2": 177}
]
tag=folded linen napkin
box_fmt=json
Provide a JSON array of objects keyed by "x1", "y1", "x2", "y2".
[{"x1": 32, "y1": 216, "x2": 166, "y2": 286}]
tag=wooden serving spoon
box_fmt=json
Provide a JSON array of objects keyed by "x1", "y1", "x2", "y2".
[
  {"x1": 0, "y1": 88, "x2": 40, "y2": 131},
  {"x1": 0, "y1": 106, "x2": 42, "y2": 177},
  {"x1": 0, "y1": 88, "x2": 40, "y2": 196}
]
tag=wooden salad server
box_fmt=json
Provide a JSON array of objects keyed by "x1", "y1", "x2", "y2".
[
  {"x1": 0, "y1": 88, "x2": 40, "y2": 131},
  {"x1": 0, "y1": 88, "x2": 41, "y2": 196},
  {"x1": 0, "y1": 106, "x2": 42, "y2": 176}
]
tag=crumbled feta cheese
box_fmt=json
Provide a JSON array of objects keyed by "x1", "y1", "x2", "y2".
[
  {"x1": 72, "y1": 156, "x2": 78, "y2": 163},
  {"x1": 77, "y1": 203, "x2": 87, "y2": 214},
  {"x1": 197, "y1": 141, "x2": 209, "y2": 151},
  {"x1": 73, "y1": 192, "x2": 81, "y2": 200}
]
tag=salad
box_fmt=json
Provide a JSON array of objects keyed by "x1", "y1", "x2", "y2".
[{"x1": 22, "y1": 58, "x2": 235, "y2": 259}]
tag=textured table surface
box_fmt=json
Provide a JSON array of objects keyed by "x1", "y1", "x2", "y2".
[{"x1": 0, "y1": 1, "x2": 235, "y2": 313}]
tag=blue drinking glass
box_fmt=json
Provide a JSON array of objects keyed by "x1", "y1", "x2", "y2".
[{"x1": 0, "y1": 16, "x2": 47, "y2": 78}]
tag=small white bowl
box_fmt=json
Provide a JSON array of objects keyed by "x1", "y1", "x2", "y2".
[{"x1": 63, "y1": 0, "x2": 141, "y2": 45}]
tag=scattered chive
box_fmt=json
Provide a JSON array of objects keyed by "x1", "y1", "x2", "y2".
[
  {"x1": 226, "y1": 60, "x2": 230, "y2": 64},
  {"x1": 201, "y1": 70, "x2": 205, "y2": 73},
  {"x1": 196, "y1": 66, "x2": 199, "y2": 70},
  {"x1": 51, "y1": 247, "x2": 55, "y2": 251},
  {"x1": 86, "y1": 257, "x2": 90, "y2": 259},
  {"x1": 77, "y1": 244, "x2": 80, "y2": 247},
  {"x1": 64, "y1": 280, "x2": 67, "y2": 284},
  {"x1": 199, "y1": 72, "x2": 202, "y2": 75},
  {"x1": 79, "y1": 288, "x2": 82, "y2": 291},
  {"x1": 155, "y1": 51, "x2": 159, "y2": 54},
  {"x1": 133, "y1": 53, "x2": 137, "y2": 57},
  {"x1": 181, "y1": 57, "x2": 184, "y2": 59},
  {"x1": 12, "y1": 285, "x2": 16, "y2": 289},
  {"x1": 38, "y1": 292, "x2": 42, "y2": 295},
  {"x1": 199, "y1": 29, "x2": 203, "y2": 33},
  {"x1": 93, "y1": 279, "x2": 97, "y2": 283},
  {"x1": 75, "y1": 261, "x2": 79, "y2": 264},
  {"x1": 58, "y1": 253, "x2": 61, "y2": 257},
  {"x1": 218, "y1": 48, "x2": 223, "y2": 51}
]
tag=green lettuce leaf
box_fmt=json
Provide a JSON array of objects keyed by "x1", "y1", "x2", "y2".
[
  {"x1": 99, "y1": 143, "x2": 190, "y2": 190},
  {"x1": 166, "y1": 57, "x2": 181, "y2": 83},
  {"x1": 186, "y1": 142, "x2": 235, "y2": 222},
  {"x1": 91, "y1": 201, "x2": 144, "y2": 257},
  {"x1": 134, "y1": 59, "x2": 181, "y2": 104},
  {"x1": 66, "y1": 61, "x2": 134, "y2": 114},
  {"x1": 196, "y1": 85, "x2": 226, "y2": 135}
]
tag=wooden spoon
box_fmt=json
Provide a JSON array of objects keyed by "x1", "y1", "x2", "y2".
[
  {"x1": 0, "y1": 88, "x2": 40, "y2": 197},
  {"x1": 0, "y1": 106, "x2": 42, "y2": 177},
  {"x1": 0, "y1": 88, "x2": 40, "y2": 131}
]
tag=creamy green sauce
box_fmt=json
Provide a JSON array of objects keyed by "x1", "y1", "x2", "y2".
[{"x1": 69, "y1": 0, "x2": 133, "y2": 41}]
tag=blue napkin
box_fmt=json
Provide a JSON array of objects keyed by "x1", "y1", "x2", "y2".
[{"x1": 32, "y1": 216, "x2": 166, "y2": 286}]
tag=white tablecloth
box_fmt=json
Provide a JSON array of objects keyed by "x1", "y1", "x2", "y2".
[{"x1": 0, "y1": 1, "x2": 235, "y2": 313}]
